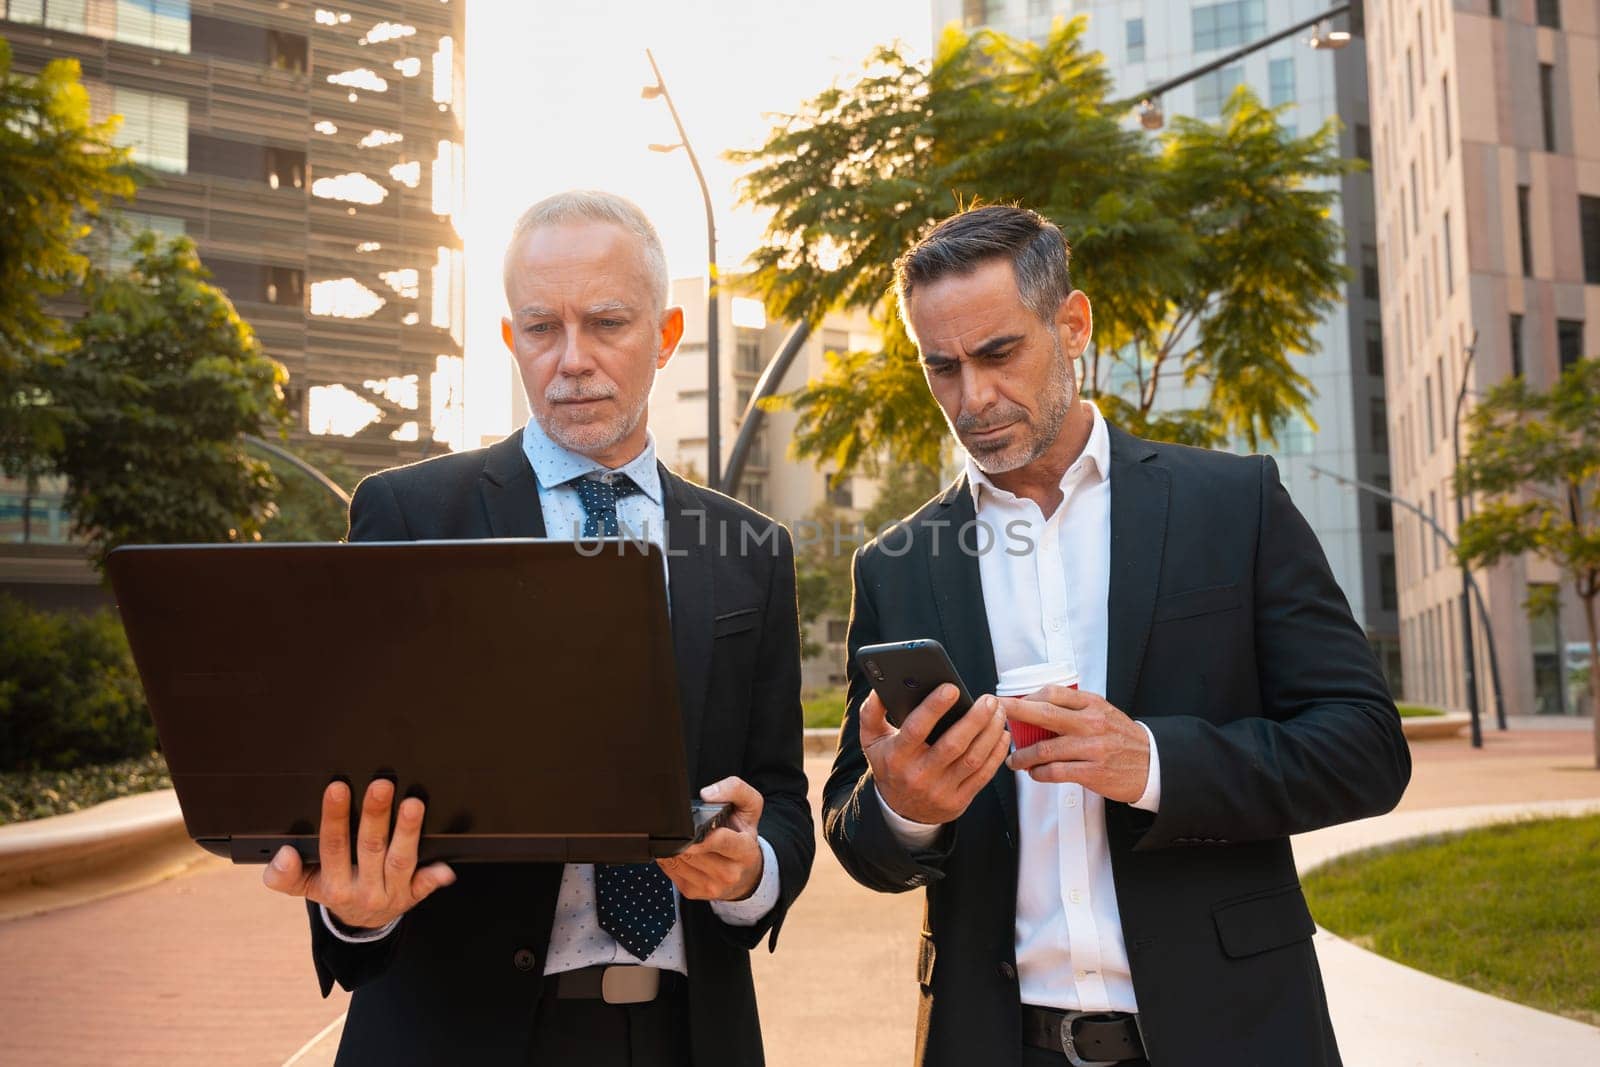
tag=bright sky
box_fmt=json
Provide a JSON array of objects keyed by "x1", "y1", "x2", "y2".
[{"x1": 460, "y1": 0, "x2": 933, "y2": 444}]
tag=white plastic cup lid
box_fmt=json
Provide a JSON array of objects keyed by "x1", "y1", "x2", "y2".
[{"x1": 995, "y1": 661, "x2": 1079, "y2": 698}]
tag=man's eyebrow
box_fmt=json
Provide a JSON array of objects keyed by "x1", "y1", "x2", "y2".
[
  {"x1": 514, "y1": 304, "x2": 555, "y2": 318},
  {"x1": 919, "y1": 334, "x2": 1025, "y2": 365},
  {"x1": 585, "y1": 300, "x2": 632, "y2": 316}
]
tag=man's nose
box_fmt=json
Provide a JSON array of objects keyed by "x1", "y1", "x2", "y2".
[
  {"x1": 960, "y1": 361, "x2": 999, "y2": 417},
  {"x1": 555, "y1": 325, "x2": 596, "y2": 375}
]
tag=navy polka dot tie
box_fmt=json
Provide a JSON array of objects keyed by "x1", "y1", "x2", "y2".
[
  {"x1": 570, "y1": 472, "x2": 644, "y2": 538},
  {"x1": 570, "y1": 471, "x2": 677, "y2": 959}
]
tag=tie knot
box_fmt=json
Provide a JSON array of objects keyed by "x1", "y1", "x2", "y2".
[{"x1": 568, "y1": 472, "x2": 645, "y2": 537}]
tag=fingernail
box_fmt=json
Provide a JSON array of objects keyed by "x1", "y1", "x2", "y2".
[
  {"x1": 700, "y1": 784, "x2": 719, "y2": 800},
  {"x1": 270, "y1": 846, "x2": 292, "y2": 870}
]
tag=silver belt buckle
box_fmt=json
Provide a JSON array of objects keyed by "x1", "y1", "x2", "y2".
[
  {"x1": 1060, "y1": 1010, "x2": 1123, "y2": 1067},
  {"x1": 600, "y1": 965, "x2": 661, "y2": 1005}
]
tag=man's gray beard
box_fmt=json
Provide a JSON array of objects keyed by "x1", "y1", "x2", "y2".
[
  {"x1": 956, "y1": 336, "x2": 1075, "y2": 475},
  {"x1": 542, "y1": 386, "x2": 651, "y2": 459}
]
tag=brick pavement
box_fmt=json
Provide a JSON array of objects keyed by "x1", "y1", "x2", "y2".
[{"x1": 0, "y1": 721, "x2": 1593, "y2": 1066}]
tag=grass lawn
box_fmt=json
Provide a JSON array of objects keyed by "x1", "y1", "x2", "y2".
[
  {"x1": 1396, "y1": 703, "x2": 1446, "y2": 717},
  {"x1": 1303, "y1": 815, "x2": 1600, "y2": 1026},
  {"x1": 802, "y1": 688, "x2": 847, "y2": 730}
]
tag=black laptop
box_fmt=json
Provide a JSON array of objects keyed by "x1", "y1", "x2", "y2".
[{"x1": 106, "y1": 539, "x2": 713, "y2": 864}]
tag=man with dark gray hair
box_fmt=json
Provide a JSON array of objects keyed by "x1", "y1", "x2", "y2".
[
  {"x1": 263, "y1": 190, "x2": 814, "y2": 1065},
  {"x1": 824, "y1": 204, "x2": 1410, "y2": 1066}
]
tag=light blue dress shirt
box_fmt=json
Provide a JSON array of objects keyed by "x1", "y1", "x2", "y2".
[{"x1": 323, "y1": 418, "x2": 783, "y2": 975}]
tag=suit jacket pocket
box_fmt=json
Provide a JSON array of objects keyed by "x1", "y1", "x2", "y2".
[
  {"x1": 1211, "y1": 883, "x2": 1315, "y2": 959},
  {"x1": 1153, "y1": 582, "x2": 1243, "y2": 623},
  {"x1": 916, "y1": 931, "x2": 936, "y2": 988},
  {"x1": 713, "y1": 606, "x2": 761, "y2": 639}
]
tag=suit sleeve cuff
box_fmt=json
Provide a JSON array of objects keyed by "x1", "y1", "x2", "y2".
[
  {"x1": 874, "y1": 786, "x2": 944, "y2": 849},
  {"x1": 320, "y1": 903, "x2": 400, "y2": 944},
  {"x1": 710, "y1": 835, "x2": 781, "y2": 926},
  {"x1": 1131, "y1": 721, "x2": 1162, "y2": 813}
]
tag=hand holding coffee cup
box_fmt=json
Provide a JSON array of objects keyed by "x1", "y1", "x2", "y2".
[
  {"x1": 998, "y1": 683, "x2": 1154, "y2": 805},
  {"x1": 995, "y1": 661, "x2": 1078, "y2": 750}
]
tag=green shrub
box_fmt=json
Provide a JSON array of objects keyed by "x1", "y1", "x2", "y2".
[{"x1": 0, "y1": 595, "x2": 155, "y2": 771}]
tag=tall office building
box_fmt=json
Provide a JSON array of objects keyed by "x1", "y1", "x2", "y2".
[
  {"x1": 1, "y1": 0, "x2": 467, "y2": 475},
  {"x1": 1366, "y1": 0, "x2": 1598, "y2": 716},
  {"x1": 931, "y1": 0, "x2": 1401, "y2": 689}
]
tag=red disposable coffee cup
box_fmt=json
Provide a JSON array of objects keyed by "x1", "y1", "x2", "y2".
[{"x1": 997, "y1": 661, "x2": 1079, "y2": 750}]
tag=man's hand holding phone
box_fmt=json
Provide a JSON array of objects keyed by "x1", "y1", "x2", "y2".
[
  {"x1": 860, "y1": 685, "x2": 1011, "y2": 826},
  {"x1": 658, "y1": 776, "x2": 765, "y2": 902}
]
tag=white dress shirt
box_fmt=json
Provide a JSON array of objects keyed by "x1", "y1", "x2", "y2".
[
  {"x1": 878, "y1": 402, "x2": 1160, "y2": 1012},
  {"x1": 324, "y1": 418, "x2": 781, "y2": 975}
]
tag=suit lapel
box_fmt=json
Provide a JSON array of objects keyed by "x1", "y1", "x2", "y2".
[
  {"x1": 660, "y1": 465, "x2": 712, "y2": 784},
  {"x1": 926, "y1": 478, "x2": 1015, "y2": 844},
  {"x1": 1104, "y1": 425, "x2": 1170, "y2": 714},
  {"x1": 479, "y1": 428, "x2": 548, "y2": 538}
]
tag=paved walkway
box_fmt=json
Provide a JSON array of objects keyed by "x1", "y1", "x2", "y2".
[{"x1": 0, "y1": 720, "x2": 1593, "y2": 1066}]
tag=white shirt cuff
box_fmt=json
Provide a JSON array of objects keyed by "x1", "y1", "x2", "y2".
[
  {"x1": 709, "y1": 835, "x2": 781, "y2": 926},
  {"x1": 1131, "y1": 721, "x2": 1162, "y2": 813},
  {"x1": 320, "y1": 903, "x2": 400, "y2": 944},
  {"x1": 875, "y1": 784, "x2": 944, "y2": 850}
]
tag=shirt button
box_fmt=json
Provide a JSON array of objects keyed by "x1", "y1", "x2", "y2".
[
  {"x1": 1075, "y1": 969, "x2": 1088, "y2": 979},
  {"x1": 1066, "y1": 792, "x2": 1078, "y2": 808},
  {"x1": 512, "y1": 948, "x2": 537, "y2": 972},
  {"x1": 1050, "y1": 619, "x2": 1062, "y2": 632},
  {"x1": 1069, "y1": 890, "x2": 1083, "y2": 904},
  {"x1": 998, "y1": 961, "x2": 1017, "y2": 982}
]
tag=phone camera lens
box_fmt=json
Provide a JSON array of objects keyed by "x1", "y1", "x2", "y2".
[
  {"x1": 903, "y1": 678, "x2": 922, "y2": 690},
  {"x1": 867, "y1": 660, "x2": 884, "y2": 681}
]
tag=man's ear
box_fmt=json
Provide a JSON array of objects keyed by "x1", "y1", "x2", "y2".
[
  {"x1": 1057, "y1": 290, "x2": 1093, "y2": 360},
  {"x1": 501, "y1": 316, "x2": 515, "y2": 353},
  {"x1": 657, "y1": 305, "x2": 685, "y2": 370}
]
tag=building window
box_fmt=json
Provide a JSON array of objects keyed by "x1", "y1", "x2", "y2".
[
  {"x1": 1362, "y1": 244, "x2": 1380, "y2": 300},
  {"x1": 961, "y1": 0, "x2": 994, "y2": 29},
  {"x1": 1409, "y1": 162, "x2": 1420, "y2": 234},
  {"x1": 1375, "y1": 475, "x2": 1394, "y2": 533},
  {"x1": 1510, "y1": 314, "x2": 1525, "y2": 378},
  {"x1": 1369, "y1": 397, "x2": 1389, "y2": 455},
  {"x1": 1429, "y1": 490, "x2": 1441, "y2": 570},
  {"x1": 1126, "y1": 18, "x2": 1145, "y2": 64},
  {"x1": 1405, "y1": 49, "x2": 1415, "y2": 117},
  {"x1": 826, "y1": 619, "x2": 849, "y2": 644},
  {"x1": 1355, "y1": 123, "x2": 1372, "y2": 162},
  {"x1": 1275, "y1": 416, "x2": 1314, "y2": 456},
  {"x1": 108, "y1": 212, "x2": 185, "y2": 271},
  {"x1": 20, "y1": 0, "x2": 191, "y2": 54},
  {"x1": 1581, "y1": 196, "x2": 1600, "y2": 286},
  {"x1": 1442, "y1": 211, "x2": 1454, "y2": 296},
  {"x1": 1441, "y1": 75, "x2": 1452, "y2": 157},
  {"x1": 740, "y1": 478, "x2": 767, "y2": 513},
  {"x1": 1424, "y1": 374, "x2": 1435, "y2": 445},
  {"x1": 1488, "y1": 0, "x2": 1500, "y2": 16},
  {"x1": 1192, "y1": 1, "x2": 1265, "y2": 53},
  {"x1": 1557, "y1": 320, "x2": 1584, "y2": 372},
  {"x1": 1536, "y1": 0, "x2": 1561, "y2": 29},
  {"x1": 1517, "y1": 185, "x2": 1533, "y2": 277},
  {"x1": 1194, "y1": 65, "x2": 1244, "y2": 117},
  {"x1": 206, "y1": 259, "x2": 304, "y2": 307},
  {"x1": 1366, "y1": 321, "x2": 1385, "y2": 376},
  {"x1": 735, "y1": 328, "x2": 763, "y2": 374},
  {"x1": 827, "y1": 477, "x2": 854, "y2": 509},
  {"x1": 106, "y1": 86, "x2": 188, "y2": 173},
  {"x1": 1529, "y1": 582, "x2": 1565, "y2": 714},
  {"x1": 1538, "y1": 63, "x2": 1557, "y2": 153},
  {"x1": 1379, "y1": 553, "x2": 1397, "y2": 611},
  {"x1": 1268, "y1": 57, "x2": 1295, "y2": 108}
]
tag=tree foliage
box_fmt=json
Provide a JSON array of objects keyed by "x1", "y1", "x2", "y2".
[
  {"x1": 256, "y1": 442, "x2": 359, "y2": 542},
  {"x1": 1456, "y1": 358, "x2": 1600, "y2": 763},
  {"x1": 41, "y1": 235, "x2": 289, "y2": 567},
  {"x1": 731, "y1": 20, "x2": 1352, "y2": 474},
  {"x1": 0, "y1": 38, "x2": 137, "y2": 481}
]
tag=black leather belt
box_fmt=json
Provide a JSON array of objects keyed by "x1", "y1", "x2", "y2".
[
  {"x1": 553, "y1": 965, "x2": 683, "y2": 1005},
  {"x1": 1022, "y1": 1005, "x2": 1146, "y2": 1066}
]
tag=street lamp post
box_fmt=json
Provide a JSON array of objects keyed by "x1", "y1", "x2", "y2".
[
  {"x1": 1450, "y1": 330, "x2": 1502, "y2": 742},
  {"x1": 1309, "y1": 463, "x2": 1507, "y2": 747},
  {"x1": 1127, "y1": 3, "x2": 1353, "y2": 130},
  {"x1": 643, "y1": 49, "x2": 722, "y2": 490}
]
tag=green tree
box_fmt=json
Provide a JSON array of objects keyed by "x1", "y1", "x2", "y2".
[
  {"x1": 256, "y1": 442, "x2": 358, "y2": 542},
  {"x1": 794, "y1": 499, "x2": 855, "y2": 660},
  {"x1": 0, "y1": 39, "x2": 137, "y2": 506},
  {"x1": 1455, "y1": 358, "x2": 1600, "y2": 766},
  {"x1": 43, "y1": 235, "x2": 289, "y2": 567},
  {"x1": 731, "y1": 20, "x2": 1351, "y2": 475}
]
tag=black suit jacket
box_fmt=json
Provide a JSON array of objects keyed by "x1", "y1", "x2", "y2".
[
  {"x1": 307, "y1": 429, "x2": 814, "y2": 1066},
  {"x1": 824, "y1": 425, "x2": 1410, "y2": 1067}
]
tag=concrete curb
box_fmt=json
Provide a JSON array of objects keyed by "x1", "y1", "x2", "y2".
[
  {"x1": 803, "y1": 727, "x2": 837, "y2": 756},
  {"x1": 1401, "y1": 710, "x2": 1470, "y2": 740},
  {"x1": 0, "y1": 789, "x2": 200, "y2": 920}
]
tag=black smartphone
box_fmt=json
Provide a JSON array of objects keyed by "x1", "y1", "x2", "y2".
[
  {"x1": 689, "y1": 801, "x2": 735, "y2": 845},
  {"x1": 856, "y1": 639, "x2": 976, "y2": 744}
]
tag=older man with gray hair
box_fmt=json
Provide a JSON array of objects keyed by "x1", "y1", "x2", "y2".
[{"x1": 263, "y1": 190, "x2": 814, "y2": 1066}]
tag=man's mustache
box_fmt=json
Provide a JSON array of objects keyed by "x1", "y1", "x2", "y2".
[
  {"x1": 956, "y1": 407, "x2": 1026, "y2": 436},
  {"x1": 547, "y1": 384, "x2": 617, "y2": 403}
]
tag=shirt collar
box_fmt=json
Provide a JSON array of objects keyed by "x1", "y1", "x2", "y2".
[
  {"x1": 520, "y1": 416, "x2": 662, "y2": 504},
  {"x1": 965, "y1": 400, "x2": 1110, "y2": 510}
]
